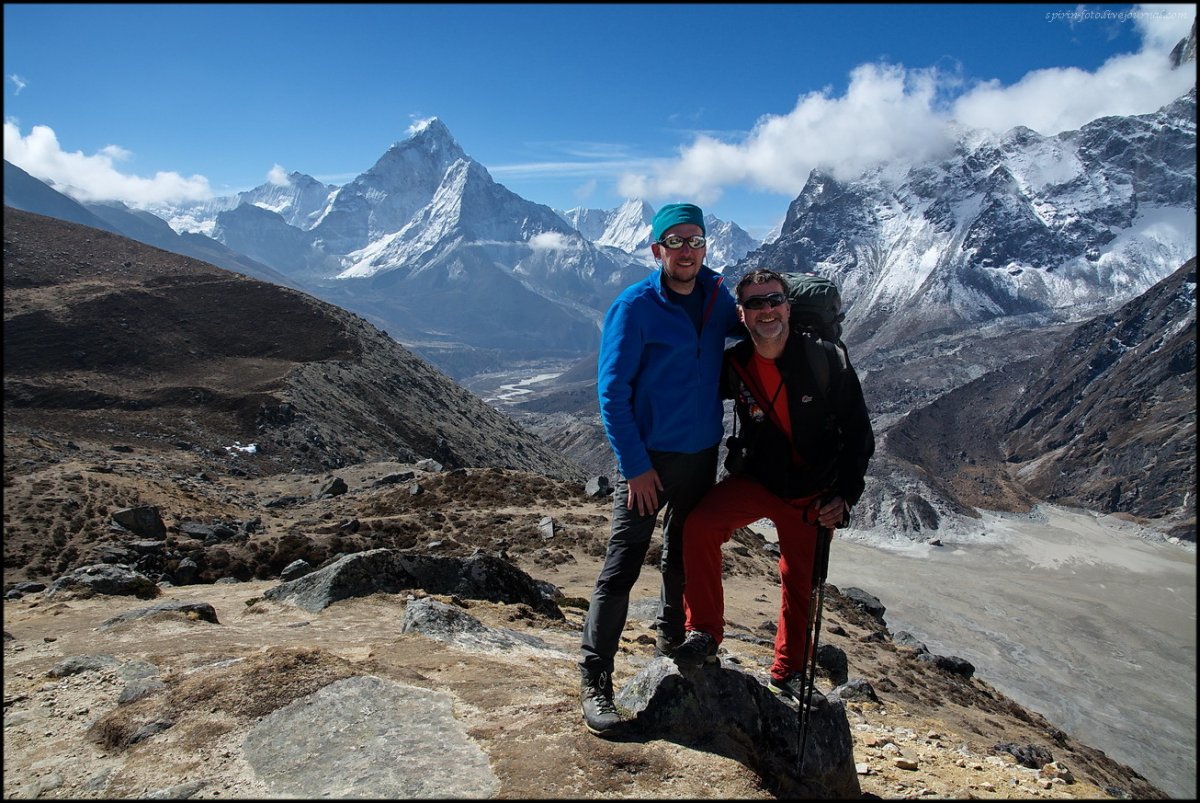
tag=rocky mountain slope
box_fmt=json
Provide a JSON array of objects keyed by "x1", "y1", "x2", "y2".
[
  {"x1": 878, "y1": 259, "x2": 1196, "y2": 538},
  {"x1": 863, "y1": 256, "x2": 1196, "y2": 540},
  {"x1": 3, "y1": 208, "x2": 582, "y2": 484},
  {"x1": 1000, "y1": 258, "x2": 1196, "y2": 526},
  {"x1": 737, "y1": 86, "x2": 1196, "y2": 357}
]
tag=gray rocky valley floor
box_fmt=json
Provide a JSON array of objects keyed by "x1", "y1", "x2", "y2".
[{"x1": 821, "y1": 509, "x2": 1196, "y2": 799}]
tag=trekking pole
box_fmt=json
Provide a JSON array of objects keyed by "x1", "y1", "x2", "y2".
[{"x1": 797, "y1": 502, "x2": 837, "y2": 774}]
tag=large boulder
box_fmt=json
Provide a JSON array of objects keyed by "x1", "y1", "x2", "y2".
[
  {"x1": 110, "y1": 506, "x2": 167, "y2": 540},
  {"x1": 263, "y1": 548, "x2": 562, "y2": 618},
  {"x1": 616, "y1": 659, "x2": 860, "y2": 798},
  {"x1": 45, "y1": 564, "x2": 160, "y2": 600}
]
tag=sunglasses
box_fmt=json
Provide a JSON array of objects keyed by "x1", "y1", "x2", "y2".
[
  {"x1": 739, "y1": 292, "x2": 788, "y2": 310},
  {"x1": 657, "y1": 234, "x2": 707, "y2": 250}
]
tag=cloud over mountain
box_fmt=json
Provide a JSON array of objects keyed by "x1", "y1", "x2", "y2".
[
  {"x1": 620, "y1": 9, "x2": 1195, "y2": 205},
  {"x1": 2, "y1": 122, "x2": 213, "y2": 205}
]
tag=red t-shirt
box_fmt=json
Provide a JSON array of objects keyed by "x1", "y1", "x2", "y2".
[{"x1": 748, "y1": 352, "x2": 792, "y2": 442}]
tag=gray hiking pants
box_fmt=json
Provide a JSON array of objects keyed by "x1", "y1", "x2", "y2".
[{"x1": 579, "y1": 445, "x2": 719, "y2": 676}]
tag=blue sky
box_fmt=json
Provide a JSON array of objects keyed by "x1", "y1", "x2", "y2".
[{"x1": 3, "y1": 3, "x2": 1194, "y2": 239}]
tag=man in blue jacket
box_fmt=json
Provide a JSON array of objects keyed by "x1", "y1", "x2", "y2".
[{"x1": 579, "y1": 202, "x2": 742, "y2": 736}]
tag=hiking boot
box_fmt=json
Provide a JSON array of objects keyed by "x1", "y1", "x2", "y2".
[
  {"x1": 768, "y1": 673, "x2": 829, "y2": 709},
  {"x1": 672, "y1": 630, "x2": 719, "y2": 668},
  {"x1": 580, "y1": 668, "x2": 622, "y2": 736},
  {"x1": 654, "y1": 630, "x2": 684, "y2": 658}
]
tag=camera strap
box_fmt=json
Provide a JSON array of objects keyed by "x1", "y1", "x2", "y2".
[{"x1": 729, "y1": 357, "x2": 800, "y2": 465}]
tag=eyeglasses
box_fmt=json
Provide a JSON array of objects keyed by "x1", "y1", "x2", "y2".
[
  {"x1": 739, "y1": 292, "x2": 788, "y2": 310},
  {"x1": 657, "y1": 234, "x2": 707, "y2": 250}
]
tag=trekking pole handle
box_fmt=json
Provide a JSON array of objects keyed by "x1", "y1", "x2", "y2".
[
  {"x1": 812, "y1": 492, "x2": 845, "y2": 586},
  {"x1": 814, "y1": 524, "x2": 832, "y2": 586}
]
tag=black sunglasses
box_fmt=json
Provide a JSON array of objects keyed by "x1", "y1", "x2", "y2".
[
  {"x1": 739, "y1": 292, "x2": 788, "y2": 310},
  {"x1": 657, "y1": 234, "x2": 707, "y2": 250}
]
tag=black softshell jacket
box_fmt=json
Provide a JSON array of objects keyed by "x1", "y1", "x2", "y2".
[{"x1": 721, "y1": 334, "x2": 875, "y2": 505}]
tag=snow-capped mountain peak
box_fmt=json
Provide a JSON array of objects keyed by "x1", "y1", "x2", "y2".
[
  {"x1": 555, "y1": 199, "x2": 761, "y2": 270},
  {"x1": 595, "y1": 198, "x2": 654, "y2": 253}
]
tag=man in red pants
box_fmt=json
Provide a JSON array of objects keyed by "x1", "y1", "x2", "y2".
[{"x1": 672, "y1": 269, "x2": 874, "y2": 700}]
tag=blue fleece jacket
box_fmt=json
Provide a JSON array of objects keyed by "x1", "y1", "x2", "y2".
[{"x1": 597, "y1": 266, "x2": 741, "y2": 479}]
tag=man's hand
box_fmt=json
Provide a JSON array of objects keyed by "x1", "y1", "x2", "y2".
[
  {"x1": 817, "y1": 496, "x2": 848, "y2": 529},
  {"x1": 626, "y1": 469, "x2": 664, "y2": 516}
]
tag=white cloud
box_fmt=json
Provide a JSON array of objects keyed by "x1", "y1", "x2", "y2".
[
  {"x1": 8, "y1": 74, "x2": 27, "y2": 95},
  {"x1": 620, "y1": 63, "x2": 955, "y2": 205},
  {"x1": 3, "y1": 122, "x2": 212, "y2": 206},
  {"x1": 267, "y1": 164, "x2": 290, "y2": 186},
  {"x1": 407, "y1": 116, "x2": 437, "y2": 136},
  {"x1": 1132, "y1": 3, "x2": 1196, "y2": 51},
  {"x1": 99, "y1": 143, "x2": 133, "y2": 161},
  {"x1": 620, "y1": 3, "x2": 1195, "y2": 205},
  {"x1": 951, "y1": 47, "x2": 1194, "y2": 135},
  {"x1": 572, "y1": 178, "x2": 598, "y2": 204},
  {"x1": 528, "y1": 231, "x2": 573, "y2": 252},
  {"x1": 490, "y1": 158, "x2": 650, "y2": 179}
]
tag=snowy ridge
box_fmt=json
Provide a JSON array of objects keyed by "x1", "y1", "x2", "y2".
[
  {"x1": 147, "y1": 171, "x2": 336, "y2": 236},
  {"x1": 594, "y1": 199, "x2": 654, "y2": 254},
  {"x1": 556, "y1": 200, "x2": 761, "y2": 270},
  {"x1": 739, "y1": 88, "x2": 1196, "y2": 352}
]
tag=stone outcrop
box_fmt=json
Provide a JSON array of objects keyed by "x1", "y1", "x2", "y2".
[
  {"x1": 45, "y1": 564, "x2": 160, "y2": 600},
  {"x1": 262, "y1": 548, "x2": 562, "y2": 618},
  {"x1": 616, "y1": 658, "x2": 859, "y2": 798}
]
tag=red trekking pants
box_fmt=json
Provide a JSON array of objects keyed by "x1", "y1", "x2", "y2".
[{"x1": 682, "y1": 473, "x2": 821, "y2": 681}]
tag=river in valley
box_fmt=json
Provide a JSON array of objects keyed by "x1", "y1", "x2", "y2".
[{"x1": 755, "y1": 508, "x2": 1196, "y2": 799}]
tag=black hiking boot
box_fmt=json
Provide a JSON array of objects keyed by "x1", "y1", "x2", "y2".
[
  {"x1": 654, "y1": 630, "x2": 684, "y2": 658},
  {"x1": 768, "y1": 673, "x2": 830, "y2": 710},
  {"x1": 672, "y1": 630, "x2": 719, "y2": 668},
  {"x1": 580, "y1": 668, "x2": 622, "y2": 737}
]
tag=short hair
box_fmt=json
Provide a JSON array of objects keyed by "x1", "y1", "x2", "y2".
[{"x1": 735, "y1": 269, "x2": 787, "y2": 302}]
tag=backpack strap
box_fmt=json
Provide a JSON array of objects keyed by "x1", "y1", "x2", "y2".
[
  {"x1": 798, "y1": 333, "x2": 848, "y2": 403},
  {"x1": 728, "y1": 350, "x2": 804, "y2": 466},
  {"x1": 728, "y1": 357, "x2": 789, "y2": 435}
]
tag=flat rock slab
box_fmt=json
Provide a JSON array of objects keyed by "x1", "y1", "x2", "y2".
[{"x1": 242, "y1": 675, "x2": 497, "y2": 798}]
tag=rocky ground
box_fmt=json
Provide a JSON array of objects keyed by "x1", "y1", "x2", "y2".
[
  {"x1": 2, "y1": 207, "x2": 1172, "y2": 798},
  {"x1": 2, "y1": 435, "x2": 1167, "y2": 799}
]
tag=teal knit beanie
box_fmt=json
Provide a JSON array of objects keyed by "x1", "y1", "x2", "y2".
[{"x1": 651, "y1": 203, "x2": 706, "y2": 241}]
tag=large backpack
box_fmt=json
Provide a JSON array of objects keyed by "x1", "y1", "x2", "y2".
[
  {"x1": 780, "y1": 272, "x2": 849, "y2": 400},
  {"x1": 782, "y1": 272, "x2": 844, "y2": 341}
]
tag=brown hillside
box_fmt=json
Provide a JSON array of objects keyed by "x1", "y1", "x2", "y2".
[{"x1": 3, "y1": 207, "x2": 583, "y2": 482}]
